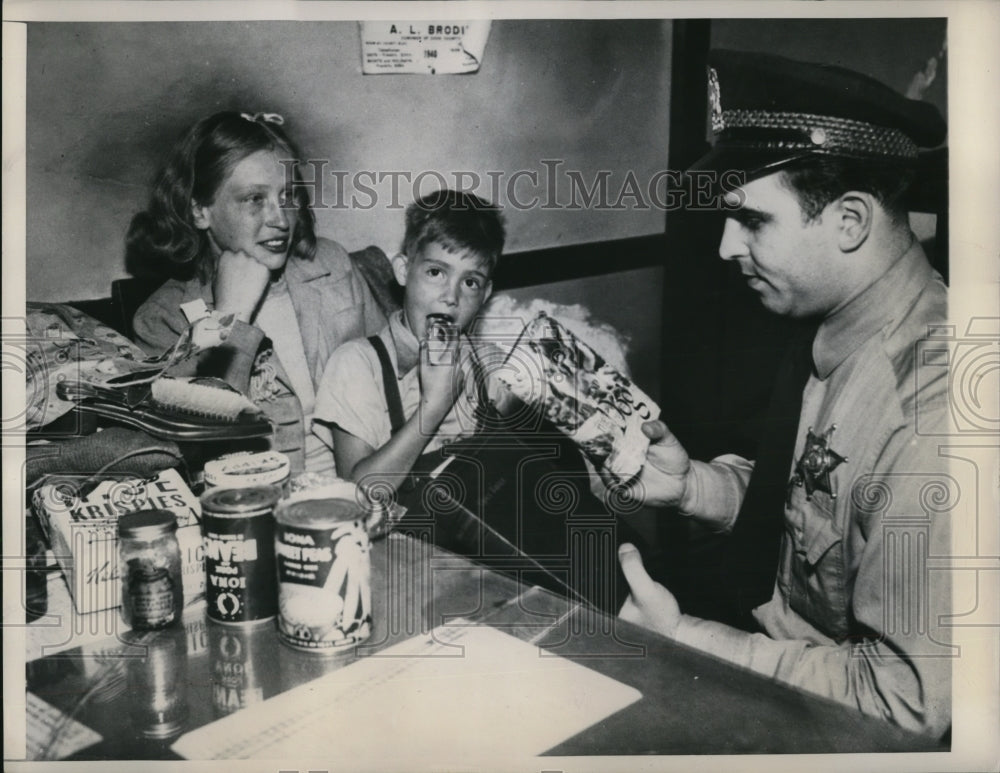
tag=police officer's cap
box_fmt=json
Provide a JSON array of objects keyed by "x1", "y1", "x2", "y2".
[{"x1": 692, "y1": 49, "x2": 947, "y2": 181}]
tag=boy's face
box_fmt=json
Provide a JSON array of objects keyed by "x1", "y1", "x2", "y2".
[{"x1": 392, "y1": 242, "x2": 493, "y2": 340}]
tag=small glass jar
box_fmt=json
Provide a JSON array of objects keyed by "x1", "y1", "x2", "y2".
[{"x1": 119, "y1": 510, "x2": 183, "y2": 630}]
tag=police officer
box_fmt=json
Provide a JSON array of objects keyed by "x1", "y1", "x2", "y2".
[{"x1": 618, "y1": 49, "x2": 951, "y2": 737}]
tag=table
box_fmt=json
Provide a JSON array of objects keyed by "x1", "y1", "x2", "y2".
[{"x1": 24, "y1": 528, "x2": 942, "y2": 760}]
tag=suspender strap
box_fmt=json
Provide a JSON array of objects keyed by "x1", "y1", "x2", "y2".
[
  {"x1": 368, "y1": 336, "x2": 406, "y2": 435},
  {"x1": 370, "y1": 334, "x2": 498, "y2": 436}
]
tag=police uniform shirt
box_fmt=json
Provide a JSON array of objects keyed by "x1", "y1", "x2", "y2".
[{"x1": 673, "y1": 240, "x2": 950, "y2": 736}]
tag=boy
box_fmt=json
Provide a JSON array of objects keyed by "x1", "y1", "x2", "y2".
[
  {"x1": 314, "y1": 190, "x2": 504, "y2": 492},
  {"x1": 317, "y1": 189, "x2": 642, "y2": 612}
]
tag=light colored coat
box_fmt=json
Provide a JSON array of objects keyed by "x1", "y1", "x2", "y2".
[{"x1": 133, "y1": 237, "x2": 387, "y2": 471}]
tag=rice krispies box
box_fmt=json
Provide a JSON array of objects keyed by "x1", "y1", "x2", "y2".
[
  {"x1": 32, "y1": 467, "x2": 205, "y2": 614},
  {"x1": 491, "y1": 312, "x2": 660, "y2": 482}
]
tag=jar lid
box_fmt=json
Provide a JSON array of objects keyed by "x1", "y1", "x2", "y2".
[
  {"x1": 138, "y1": 704, "x2": 189, "y2": 740},
  {"x1": 276, "y1": 497, "x2": 363, "y2": 527},
  {"x1": 118, "y1": 509, "x2": 178, "y2": 539},
  {"x1": 140, "y1": 719, "x2": 185, "y2": 741},
  {"x1": 204, "y1": 451, "x2": 290, "y2": 488},
  {"x1": 201, "y1": 485, "x2": 281, "y2": 517}
]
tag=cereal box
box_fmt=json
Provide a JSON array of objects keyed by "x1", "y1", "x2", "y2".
[
  {"x1": 32, "y1": 467, "x2": 204, "y2": 614},
  {"x1": 491, "y1": 312, "x2": 660, "y2": 482}
]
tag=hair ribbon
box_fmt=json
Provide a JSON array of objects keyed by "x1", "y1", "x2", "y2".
[{"x1": 240, "y1": 112, "x2": 285, "y2": 126}]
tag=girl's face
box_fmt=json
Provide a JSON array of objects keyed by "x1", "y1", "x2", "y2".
[{"x1": 191, "y1": 149, "x2": 299, "y2": 272}]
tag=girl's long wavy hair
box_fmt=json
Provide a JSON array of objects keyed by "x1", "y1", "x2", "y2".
[{"x1": 126, "y1": 112, "x2": 317, "y2": 282}]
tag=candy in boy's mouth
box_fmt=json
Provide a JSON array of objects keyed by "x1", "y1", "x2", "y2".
[
  {"x1": 424, "y1": 313, "x2": 458, "y2": 364},
  {"x1": 425, "y1": 313, "x2": 457, "y2": 340}
]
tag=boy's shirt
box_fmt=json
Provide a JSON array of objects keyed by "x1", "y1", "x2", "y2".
[{"x1": 313, "y1": 310, "x2": 483, "y2": 459}]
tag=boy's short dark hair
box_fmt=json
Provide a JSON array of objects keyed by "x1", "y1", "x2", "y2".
[{"x1": 402, "y1": 190, "x2": 505, "y2": 273}]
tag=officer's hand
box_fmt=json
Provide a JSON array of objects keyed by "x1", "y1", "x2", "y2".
[
  {"x1": 213, "y1": 250, "x2": 272, "y2": 322},
  {"x1": 618, "y1": 542, "x2": 681, "y2": 638},
  {"x1": 614, "y1": 420, "x2": 691, "y2": 507}
]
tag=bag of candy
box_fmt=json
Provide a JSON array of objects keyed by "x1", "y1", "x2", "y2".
[{"x1": 490, "y1": 311, "x2": 659, "y2": 483}]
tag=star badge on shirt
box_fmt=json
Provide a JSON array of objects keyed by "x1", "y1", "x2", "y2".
[{"x1": 789, "y1": 425, "x2": 848, "y2": 501}]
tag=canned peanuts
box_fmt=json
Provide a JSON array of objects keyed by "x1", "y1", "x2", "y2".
[
  {"x1": 200, "y1": 486, "x2": 280, "y2": 625},
  {"x1": 275, "y1": 498, "x2": 372, "y2": 652},
  {"x1": 204, "y1": 451, "x2": 291, "y2": 496}
]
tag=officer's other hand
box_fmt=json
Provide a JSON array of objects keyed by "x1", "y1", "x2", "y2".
[
  {"x1": 616, "y1": 420, "x2": 691, "y2": 508},
  {"x1": 618, "y1": 542, "x2": 681, "y2": 638}
]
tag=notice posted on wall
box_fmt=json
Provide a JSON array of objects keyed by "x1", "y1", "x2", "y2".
[{"x1": 360, "y1": 21, "x2": 491, "y2": 74}]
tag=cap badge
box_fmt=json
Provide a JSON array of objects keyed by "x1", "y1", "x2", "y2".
[
  {"x1": 789, "y1": 425, "x2": 848, "y2": 501},
  {"x1": 708, "y1": 67, "x2": 724, "y2": 132}
]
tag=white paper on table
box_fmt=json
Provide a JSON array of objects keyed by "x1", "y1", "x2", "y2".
[
  {"x1": 171, "y1": 623, "x2": 641, "y2": 764},
  {"x1": 25, "y1": 692, "x2": 102, "y2": 760}
]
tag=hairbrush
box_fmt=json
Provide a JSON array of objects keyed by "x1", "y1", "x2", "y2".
[{"x1": 56, "y1": 376, "x2": 272, "y2": 442}]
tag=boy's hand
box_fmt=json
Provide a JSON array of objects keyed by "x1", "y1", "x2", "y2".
[
  {"x1": 418, "y1": 332, "x2": 461, "y2": 417},
  {"x1": 213, "y1": 250, "x2": 272, "y2": 322}
]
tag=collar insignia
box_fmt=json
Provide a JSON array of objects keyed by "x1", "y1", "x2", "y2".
[
  {"x1": 790, "y1": 425, "x2": 847, "y2": 501},
  {"x1": 709, "y1": 67, "x2": 724, "y2": 133}
]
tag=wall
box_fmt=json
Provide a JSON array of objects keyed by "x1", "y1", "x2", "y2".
[
  {"x1": 501, "y1": 265, "x2": 664, "y2": 401},
  {"x1": 26, "y1": 20, "x2": 673, "y2": 304},
  {"x1": 23, "y1": 17, "x2": 950, "y2": 407},
  {"x1": 661, "y1": 16, "x2": 949, "y2": 458},
  {"x1": 711, "y1": 18, "x2": 947, "y2": 122}
]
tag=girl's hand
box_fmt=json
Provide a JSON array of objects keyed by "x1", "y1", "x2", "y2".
[{"x1": 213, "y1": 250, "x2": 272, "y2": 322}]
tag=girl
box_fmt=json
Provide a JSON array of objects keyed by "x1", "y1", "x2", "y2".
[{"x1": 128, "y1": 111, "x2": 386, "y2": 473}]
